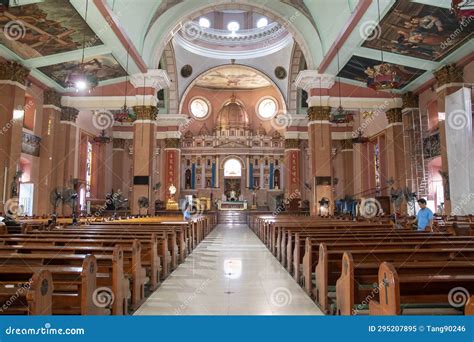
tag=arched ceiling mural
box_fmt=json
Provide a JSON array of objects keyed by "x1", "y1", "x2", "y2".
[
  {"x1": 195, "y1": 65, "x2": 272, "y2": 90},
  {"x1": 0, "y1": 0, "x2": 471, "y2": 95}
]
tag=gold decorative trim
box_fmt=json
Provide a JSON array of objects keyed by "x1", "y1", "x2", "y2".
[
  {"x1": 60, "y1": 107, "x2": 79, "y2": 122},
  {"x1": 401, "y1": 92, "x2": 418, "y2": 109},
  {"x1": 0, "y1": 61, "x2": 30, "y2": 84},
  {"x1": 385, "y1": 108, "x2": 403, "y2": 124},
  {"x1": 165, "y1": 138, "x2": 180, "y2": 148},
  {"x1": 285, "y1": 139, "x2": 300, "y2": 149},
  {"x1": 434, "y1": 64, "x2": 463, "y2": 87},
  {"x1": 133, "y1": 106, "x2": 158, "y2": 121},
  {"x1": 43, "y1": 89, "x2": 62, "y2": 107},
  {"x1": 307, "y1": 106, "x2": 331, "y2": 121}
]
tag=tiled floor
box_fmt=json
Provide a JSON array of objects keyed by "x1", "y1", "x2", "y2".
[{"x1": 134, "y1": 223, "x2": 323, "y2": 315}]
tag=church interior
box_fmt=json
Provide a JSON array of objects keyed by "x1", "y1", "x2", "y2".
[{"x1": 0, "y1": 0, "x2": 473, "y2": 317}]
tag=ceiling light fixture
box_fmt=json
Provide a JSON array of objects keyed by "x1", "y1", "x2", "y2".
[{"x1": 65, "y1": 0, "x2": 98, "y2": 93}]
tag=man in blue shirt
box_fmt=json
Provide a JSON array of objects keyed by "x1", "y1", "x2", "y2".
[{"x1": 412, "y1": 198, "x2": 434, "y2": 231}]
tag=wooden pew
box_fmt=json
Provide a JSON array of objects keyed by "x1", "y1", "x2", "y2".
[
  {"x1": 314, "y1": 242, "x2": 474, "y2": 313},
  {"x1": 0, "y1": 269, "x2": 53, "y2": 315},
  {"x1": 336, "y1": 251, "x2": 474, "y2": 315},
  {"x1": 369, "y1": 261, "x2": 474, "y2": 315}
]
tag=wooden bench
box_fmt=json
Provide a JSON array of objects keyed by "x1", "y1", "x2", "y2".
[{"x1": 0, "y1": 269, "x2": 53, "y2": 315}]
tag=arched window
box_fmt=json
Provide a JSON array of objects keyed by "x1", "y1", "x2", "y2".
[{"x1": 224, "y1": 158, "x2": 242, "y2": 177}]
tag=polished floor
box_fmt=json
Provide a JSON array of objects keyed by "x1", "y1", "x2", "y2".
[{"x1": 135, "y1": 223, "x2": 323, "y2": 315}]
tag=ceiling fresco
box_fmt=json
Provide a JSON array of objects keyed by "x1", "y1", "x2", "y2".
[
  {"x1": 195, "y1": 66, "x2": 272, "y2": 90},
  {"x1": 37, "y1": 54, "x2": 126, "y2": 88},
  {"x1": 0, "y1": 0, "x2": 102, "y2": 60},
  {"x1": 338, "y1": 55, "x2": 426, "y2": 90},
  {"x1": 362, "y1": 1, "x2": 473, "y2": 61}
]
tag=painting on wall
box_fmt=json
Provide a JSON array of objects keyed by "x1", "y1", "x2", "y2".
[
  {"x1": 0, "y1": 0, "x2": 102, "y2": 60},
  {"x1": 338, "y1": 55, "x2": 425, "y2": 89},
  {"x1": 38, "y1": 54, "x2": 127, "y2": 88},
  {"x1": 362, "y1": 1, "x2": 473, "y2": 61},
  {"x1": 196, "y1": 66, "x2": 272, "y2": 90}
]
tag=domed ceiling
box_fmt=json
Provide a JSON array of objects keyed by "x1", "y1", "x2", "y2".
[{"x1": 195, "y1": 66, "x2": 272, "y2": 90}]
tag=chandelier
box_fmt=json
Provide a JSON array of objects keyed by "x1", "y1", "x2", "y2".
[
  {"x1": 93, "y1": 130, "x2": 112, "y2": 144},
  {"x1": 451, "y1": 0, "x2": 474, "y2": 22},
  {"x1": 65, "y1": 0, "x2": 98, "y2": 93},
  {"x1": 366, "y1": 62, "x2": 403, "y2": 90},
  {"x1": 366, "y1": 0, "x2": 404, "y2": 91}
]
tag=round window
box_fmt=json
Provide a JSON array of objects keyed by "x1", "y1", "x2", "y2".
[
  {"x1": 257, "y1": 98, "x2": 277, "y2": 119},
  {"x1": 227, "y1": 21, "x2": 240, "y2": 32},
  {"x1": 190, "y1": 98, "x2": 210, "y2": 119}
]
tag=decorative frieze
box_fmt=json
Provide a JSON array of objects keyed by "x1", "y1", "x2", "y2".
[
  {"x1": 307, "y1": 106, "x2": 331, "y2": 122},
  {"x1": 60, "y1": 107, "x2": 79, "y2": 122},
  {"x1": 285, "y1": 139, "x2": 300, "y2": 149},
  {"x1": 133, "y1": 106, "x2": 158, "y2": 121},
  {"x1": 165, "y1": 138, "x2": 180, "y2": 149},
  {"x1": 21, "y1": 132, "x2": 41, "y2": 157},
  {"x1": 434, "y1": 64, "x2": 463, "y2": 87},
  {"x1": 401, "y1": 92, "x2": 419, "y2": 109},
  {"x1": 43, "y1": 89, "x2": 62, "y2": 108},
  {"x1": 0, "y1": 61, "x2": 30, "y2": 84},
  {"x1": 385, "y1": 108, "x2": 403, "y2": 124}
]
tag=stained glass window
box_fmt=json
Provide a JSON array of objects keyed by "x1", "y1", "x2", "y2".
[{"x1": 374, "y1": 143, "x2": 381, "y2": 195}]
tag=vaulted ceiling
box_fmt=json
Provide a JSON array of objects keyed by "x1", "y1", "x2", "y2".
[{"x1": 0, "y1": 0, "x2": 472, "y2": 94}]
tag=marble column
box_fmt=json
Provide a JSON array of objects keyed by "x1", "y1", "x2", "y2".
[
  {"x1": 284, "y1": 139, "x2": 301, "y2": 199},
  {"x1": 434, "y1": 64, "x2": 470, "y2": 215},
  {"x1": 164, "y1": 138, "x2": 181, "y2": 207},
  {"x1": 131, "y1": 106, "x2": 157, "y2": 215},
  {"x1": 37, "y1": 90, "x2": 62, "y2": 216},
  {"x1": 340, "y1": 139, "x2": 354, "y2": 197},
  {"x1": 112, "y1": 139, "x2": 127, "y2": 193},
  {"x1": 58, "y1": 107, "x2": 79, "y2": 216},
  {"x1": 385, "y1": 108, "x2": 406, "y2": 189},
  {"x1": 307, "y1": 106, "x2": 333, "y2": 216},
  {"x1": 0, "y1": 61, "x2": 29, "y2": 212}
]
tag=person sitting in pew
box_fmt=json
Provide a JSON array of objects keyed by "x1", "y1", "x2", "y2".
[{"x1": 411, "y1": 198, "x2": 434, "y2": 231}]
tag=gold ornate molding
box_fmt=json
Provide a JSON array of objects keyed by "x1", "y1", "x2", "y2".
[
  {"x1": 285, "y1": 139, "x2": 300, "y2": 149},
  {"x1": 60, "y1": 107, "x2": 79, "y2": 122},
  {"x1": 401, "y1": 92, "x2": 419, "y2": 109},
  {"x1": 434, "y1": 64, "x2": 463, "y2": 87},
  {"x1": 307, "y1": 106, "x2": 331, "y2": 121},
  {"x1": 339, "y1": 139, "x2": 353, "y2": 150},
  {"x1": 113, "y1": 138, "x2": 126, "y2": 149},
  {"x1": 43, "y1": 89, "x2": 62, "y2": 108},
  {"x1": 165, "y1": 138, "x2": 180, "y2": 149},
  {"x1": 385, "y1": 108, "x2": 403, "y2": 124},
  {"x1": 133, "y1": 105, "x2": 158, "y2": 121},
  {"x1": 0, "y1": 61, "x2": 30, "y2": 84}
]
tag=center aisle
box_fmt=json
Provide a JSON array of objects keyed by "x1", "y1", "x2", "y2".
[{"x1": 135, "y1": 223, "x2": 323, "y2": 315}]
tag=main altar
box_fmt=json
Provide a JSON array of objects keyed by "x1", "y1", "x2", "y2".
[{"x1": 217, "y1": 200, "x2": 248, "y2": 211}]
